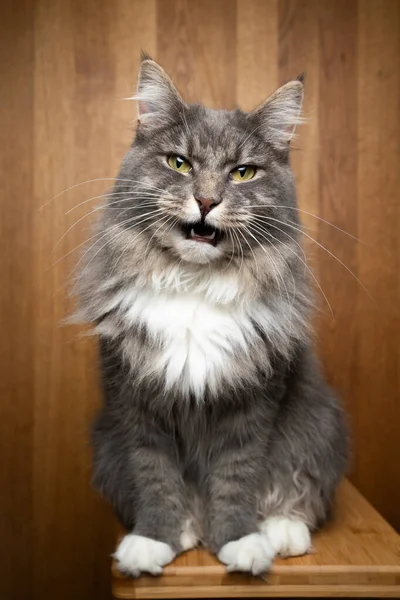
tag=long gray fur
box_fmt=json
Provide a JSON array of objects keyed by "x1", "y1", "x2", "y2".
[{"x1": 76, "y1": 55, "x2": 348, "y2": 570}]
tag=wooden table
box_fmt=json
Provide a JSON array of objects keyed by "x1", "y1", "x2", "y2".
[{"x1": 112, "y1": 480, "x2": 400, "y2": 598}]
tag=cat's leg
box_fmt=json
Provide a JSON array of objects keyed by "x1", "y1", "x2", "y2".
[
  {"x1": 92, "y1": 412, "x2": 188, "y2": 577},
  {"x1": 258, "y1": 466, "x2": 329, "y2": 558},
  {"x1": 260, "y1": 367, "x2": 348, "y2": 558},
  {"x1": 205, "y1": 437, "x2": 275, "y2": 575},
  {"x1": 258, "y1": 471, "x2": 318, "y2": 557},
  {"x1": 258, "y1": 452, "x2": 345, "y2": 559}
]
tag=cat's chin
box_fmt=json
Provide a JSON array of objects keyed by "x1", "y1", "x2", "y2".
[{"x1": 173, "y1": 237, "x2": 225, "y2": 265}]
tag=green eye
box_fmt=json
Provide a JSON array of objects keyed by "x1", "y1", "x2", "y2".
[
  {"x1": 230, "y1": 165, "x2": 256, "y2": 182},
  {"x1": 168, "y1": 155, "x2": 192, "y2": 174}
]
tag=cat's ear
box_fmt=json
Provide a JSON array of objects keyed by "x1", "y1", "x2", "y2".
[
  {"x1": 134, "y1": 53, "x2": 185, "y2": 129},
  {"x1": 249, "y1": 76, "x2": 305, "y2": 149}
]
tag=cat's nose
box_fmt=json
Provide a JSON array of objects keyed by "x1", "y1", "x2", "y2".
[{"x1": 195, "y1": 197, "x2": 220, "y2": 217}]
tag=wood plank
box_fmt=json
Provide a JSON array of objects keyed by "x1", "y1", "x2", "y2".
[
  {"x1": 112, "y1": 586, "x2": 400, "y2": 599},
  {"x1": 236, "y1": 0, "x2": 278, "y2": 111},
  {"x1": 157, "y1": 0, "x2": 236, "y2": 108},
  {"x1": 277, "y1": 0, "x2": 321, "y2": 292},
  {"x1": 0, "y1": 2, "x2": 34, "y2": 599},
  {"x1": 316, "y1": 0, "x2": 360, "y2": 417},
  {"x1": 32, "y1": 0, "x2": 111, "y2": 597},
  {"x1": 356, "y1": 0, "x2": 400, "y2": 530},
  {"x1": 112, "y1": 480, "x2": 400, "y2": 598}
]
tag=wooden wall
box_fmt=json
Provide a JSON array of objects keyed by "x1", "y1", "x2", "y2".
[{"x1": 1, "y1": 1, "x2": 399, "y2": 598}]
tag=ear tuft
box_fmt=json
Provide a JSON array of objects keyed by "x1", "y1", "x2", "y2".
[
  {"x1": 296, "y1": 72, "x2": 306, "y2": 85},
  {"x1": 140, "y1": 50, "x2": 153, "y2": 63},
  {"x1": 249, "y1": 79, "x2": 305, "y2": 149}
]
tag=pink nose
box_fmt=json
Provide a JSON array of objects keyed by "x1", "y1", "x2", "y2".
[{"x1": 195, "y1": 197, "x2": 219, "y2": 217}]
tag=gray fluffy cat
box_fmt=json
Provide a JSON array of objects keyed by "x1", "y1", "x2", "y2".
[{"x1": 77, "y1": 54, "x2": 348, "y2": 577}]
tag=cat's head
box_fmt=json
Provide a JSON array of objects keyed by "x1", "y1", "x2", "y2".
[{"x1": 106, "y1": 54, "x2": 304, "y2": 268}]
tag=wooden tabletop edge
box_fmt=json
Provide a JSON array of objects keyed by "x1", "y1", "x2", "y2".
[
  {"x1": 112, "y1": 562, "x2": 400, "y2": 579},
  {"x1": 112, "y1": 584, "x2": 400, "y2": 600}
]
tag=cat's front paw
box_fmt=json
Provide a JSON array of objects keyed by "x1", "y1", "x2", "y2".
[
  {"x1": 261, "y1": 516, "x2": 312, "y2": 557},
  {"x1": 217, "y1": 532, "x2": 274, "y2": 576},
  {"x1": 114, "y1": 534, "x2": 175, "y2": 577}
]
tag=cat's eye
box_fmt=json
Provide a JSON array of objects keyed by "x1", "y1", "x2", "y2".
[
  {"x1": 167, "y1": 155, "x2": 192, "y2": 174},
  {"x1": 230, "y1": 165, "x2": 256, "y2": 182}
]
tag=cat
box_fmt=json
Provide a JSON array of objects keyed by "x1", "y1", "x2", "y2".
[{"x1": 76, "y1": 53, "x2": 348, "y2": 577}]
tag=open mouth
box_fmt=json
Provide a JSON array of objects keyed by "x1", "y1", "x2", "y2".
[{"x1": 182, "y1": 221, "x2": 222, "y2": 246}]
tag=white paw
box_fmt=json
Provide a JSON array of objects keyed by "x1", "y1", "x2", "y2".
[
  {"x1": 261, "y1": 517, "x2": 311, "y2": 557},
  {"x1": 180, "y1": 519, "x2": 198, "y2": 551},
  {"x1": 114, "y1": 534, "x2": 175, "y2": 577},
  {"x1": 218, "y1": 533, "x2": 274, "y2": 575}
]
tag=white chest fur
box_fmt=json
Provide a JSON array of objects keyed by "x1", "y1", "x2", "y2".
[{"x1": 103, "y1": 269, "x2": 295, "y2": 398}]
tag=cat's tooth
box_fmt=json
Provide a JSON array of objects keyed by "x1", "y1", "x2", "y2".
[
  {"x1": 190, "y1": 229, "x2": 195, "y2": 237},
  {"x1": 204, "y1": 231, "x2": 216, "y2": 239}
]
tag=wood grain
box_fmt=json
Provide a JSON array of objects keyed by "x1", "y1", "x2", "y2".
[
  {"x1": 157, "y1": 0, "x2": 237, "y2": 108},
  {"x1": 32, "y1": 2, "x2": 113, "y2": 598},
  {"x1": 278, "y1": 0, "x2": 320, "y2": 234},
  {"x1": 0, "y1": 1, "x2": 399, "y2": 598},
  {"x1": 355, "y1": 0, "x2": 400, "y2": 527},
  {"x1": 237, "y1": 0, "x2": 278, "y2": 111},
  {"x1": 0, "y1": 2, "x2": 34, "y2": 599},
  {"x1": 112, "y1": 480, "x2": 400, "y2": 598}
]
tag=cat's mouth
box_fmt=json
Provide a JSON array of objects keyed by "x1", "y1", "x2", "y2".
[{"x1": 182, "y1": 221, "x2": 222, "y2": 246}]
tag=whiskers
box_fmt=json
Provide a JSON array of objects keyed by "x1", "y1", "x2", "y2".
[
  {"x1": 38, "y1": 177, "x2": 174, "y2": 212},
  {"x1": 44, "y1": 176, "x2": 176, "y2": 267},
  {"x1": 50, "y1": 204, "x2": 165, "y2": 268},
  {"x1": 75, "y1": 211, "x2": 173, "y2": 282},
  {"x1": 51, "y1": 195, "x2": 163, "y2": 258},
  {"x1": 240, "y1": 210, "x2": 375, "y2": 318},
  {"x1": 43, "y1": 175, "x2": 374, "y2": 323},
  {"x1": 250, "y1": 213, "x2": 375, "y2": 306},
  {"x1": 245, "y1": 203, "x2": 361, "y2": 242},
  {"x1": 240, "y1": 224, "x2": 295, "y2": 329},
  {"x1": 247, "y1": 219, "x2": 334, "y2": 319}
]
